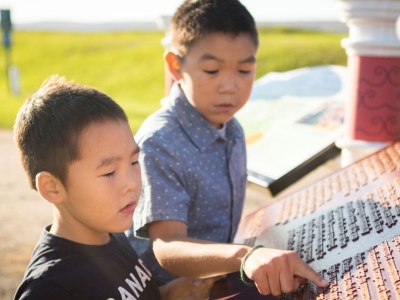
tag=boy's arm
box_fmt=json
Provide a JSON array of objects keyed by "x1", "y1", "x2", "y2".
[
  {"x1": 149, "y1": 220, "x2": 249, "y2": 276},
  {"x1": 158, "y1": 276, "x2": 224, "y2": 300},
  {"x1": 149, "y1": 220, "x2": 329, "y2": 296}
]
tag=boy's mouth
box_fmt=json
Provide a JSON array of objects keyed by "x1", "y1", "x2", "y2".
[
  {"x1": 120, "y1": 201, "x2": 136, "y2": 214},
  {"x1": 215, "y1": 103, "x2": 234, "y2": 112}
]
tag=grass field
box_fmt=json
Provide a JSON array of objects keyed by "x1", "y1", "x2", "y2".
[{"x1": 0, "y1": 27, "x2": 347, "y2": 133}]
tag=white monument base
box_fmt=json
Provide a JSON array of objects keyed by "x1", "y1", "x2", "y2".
[{"x1": 335, "y1": 136, "x2": 388, "y2": 167}]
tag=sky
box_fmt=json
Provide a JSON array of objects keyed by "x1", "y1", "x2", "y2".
[{"x1": 0, "y1": 0, "x2": 342, "y2": 24}]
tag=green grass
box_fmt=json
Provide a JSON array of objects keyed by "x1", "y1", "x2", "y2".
[{"x1": 0, "y1": 27, "x2": 347, "y2": 133}]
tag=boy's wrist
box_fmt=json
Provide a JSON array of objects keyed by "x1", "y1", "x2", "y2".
[
  {"x1": 233, "y1": 245, "x2": 252, "y2": 267},
  {"x1": 239, "y1": 245, "x2": 264, "y2": 286}
]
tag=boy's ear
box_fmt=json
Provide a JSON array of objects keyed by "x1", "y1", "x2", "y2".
[
  {"x1": 35, "y1": 172, "x2": 66, "y2": 204},
  {"x1": 164, "y1": 51, "x2": 182, "y2": 81}
]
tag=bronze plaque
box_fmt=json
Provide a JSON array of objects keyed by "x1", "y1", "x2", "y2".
[{"x1": 211, "y1": 141, "x2": 400, "y2": 299}]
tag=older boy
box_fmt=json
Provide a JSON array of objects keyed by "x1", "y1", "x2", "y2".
[
  {"x1": 13, "y1": 75, "x2": 221, "y2": 300},
  {"x1": 127, "y1": 0, "x2": 329, "y2": 296}
]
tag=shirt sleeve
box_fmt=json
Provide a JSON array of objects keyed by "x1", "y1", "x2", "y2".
[
  {"x1": 15, "y1": 279, "x2": 75, "y2": 300},
  {"x1": 134, "y1": 134, "x2": 191, "y2": 238}
]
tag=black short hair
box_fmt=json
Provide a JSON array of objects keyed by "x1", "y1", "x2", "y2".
[
  {"x1": 170, "y1": 0, "x2": 258, "y2": 57},
  {"x1": 14, "y1": 75, "x2": 128, "y2": 189}
]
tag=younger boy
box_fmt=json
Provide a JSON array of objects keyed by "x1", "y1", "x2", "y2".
[
  {"x1": 127, "y1": 0, "x2": 329, "y2": 296},
  {"x1": 13, "y1": 75, "x2": 221, "y2": 300}
]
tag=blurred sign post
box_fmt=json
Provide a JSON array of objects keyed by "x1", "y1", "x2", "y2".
[
  {"x1": 156, "y1": 15, "x2": 173, "y2": 96},
  {"x1": 1, "y1": 9, "x2": 20, "y2": 95}
]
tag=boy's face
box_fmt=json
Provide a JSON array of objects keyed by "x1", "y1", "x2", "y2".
[
  {"x1": 177, "y1": 33, "x2": 257, "y2": 129},
  {"x1": 58, "y1": 120, "x2": 141, "y2": 243}
]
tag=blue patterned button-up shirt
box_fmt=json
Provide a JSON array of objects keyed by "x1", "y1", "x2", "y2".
[{"x1": 126, "y1": 83, "x2": 247, "y2": 284}]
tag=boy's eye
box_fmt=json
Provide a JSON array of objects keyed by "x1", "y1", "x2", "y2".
[
  {"x1": 239, "y1": 70, "x2": 251, "y2": 74},
  {"x1": 131, "y1": 161, "x2": 139, "y2": 166},
  {"x1": 103, "y1": 171, "x2": 115, "y2": 177},
  {"x1": 204, "y1": 70, "x2": 218, "y2": 74}
]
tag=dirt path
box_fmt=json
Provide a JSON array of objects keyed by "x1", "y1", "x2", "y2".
[{"x1": 0, "y1": 130, "x2": 53, "y2": 299}]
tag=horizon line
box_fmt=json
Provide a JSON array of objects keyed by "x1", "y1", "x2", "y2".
[{"x1": 12, "y1": 20, "x2": 347, "y2": 33}]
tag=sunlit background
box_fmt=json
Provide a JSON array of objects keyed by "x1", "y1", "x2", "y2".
[
  {"x1": 0, "y1": 1, "x2": 351, "y2": 299},
  {"x1": 0, "y1": 0, "x2": 340, "y2": 24}
]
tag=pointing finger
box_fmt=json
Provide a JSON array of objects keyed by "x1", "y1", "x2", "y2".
[{"x1": 294, "y1": 259, "x2": 329, "y2": 288}]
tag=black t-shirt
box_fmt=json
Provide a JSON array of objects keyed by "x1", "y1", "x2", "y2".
[{"x1": 14, "y1": 226, "x2": 161, "y2": 300}]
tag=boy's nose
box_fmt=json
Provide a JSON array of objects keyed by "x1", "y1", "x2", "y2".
[
  {"x1": 124, "y1": 168, "x2": 141, "y2": 194},
  {"x1": 219, "y1": 75, "x2": 237, "y2": 94}
]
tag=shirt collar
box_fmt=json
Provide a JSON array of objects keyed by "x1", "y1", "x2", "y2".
[{"x1": 164, "y1": 82, "x2": 241, "y2": 152}]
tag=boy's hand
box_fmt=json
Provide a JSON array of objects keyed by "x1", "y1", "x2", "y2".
[
  {"x1": 243, "y1": 248, "x2": 329, "y2": 296},
  {"x1": 159, "y1": 275, "x2": 225, "y2": 300}
]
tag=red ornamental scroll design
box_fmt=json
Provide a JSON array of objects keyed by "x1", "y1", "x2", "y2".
[
  {"x1": 360, "y1": 66, "x2": 400, "y2": 87},
  {"x1": 358, "y1": 90, "x2": 400, "y2": 112},
  {"x1": 355, "y1": 64, "x2": 400, "y2": 139},
  {"x1": 356, "y1": 115, "x2": 400, "y2": 137}
]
